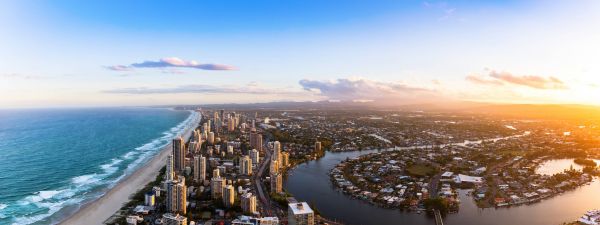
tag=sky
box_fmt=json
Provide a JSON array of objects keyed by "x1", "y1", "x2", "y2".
[{"x1": 1, "y1": 0, "x2": 600, "y2": 108}]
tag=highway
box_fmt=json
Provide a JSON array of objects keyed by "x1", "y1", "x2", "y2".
[{"x1": 253, "y1": 138, "x2": 273, "y2": 216}]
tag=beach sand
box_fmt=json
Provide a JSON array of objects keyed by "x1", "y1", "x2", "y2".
[{"x1": 59, "y1": 114, "x2": 198, "y2": 225}]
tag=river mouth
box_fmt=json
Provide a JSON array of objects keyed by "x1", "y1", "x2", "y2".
[{"x1": 286, "y1": 150, "x2": 600, "y2": 225}]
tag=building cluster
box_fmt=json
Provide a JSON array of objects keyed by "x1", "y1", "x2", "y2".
[
  {"x1": 118, "y1": 109, "x2": 318, "y2": 225},
  {"x1": 330, "y1": 150, "x2": 459, "y2": 211}
]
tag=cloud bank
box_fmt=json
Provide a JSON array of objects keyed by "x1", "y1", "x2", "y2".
[
  {"x1": 104, "y1": 83, "x2": 302, "y2": 96},
  {"x1": 467, "y1": 70, "x2": 567, "y2": 90},
  {"x1": 298, "y1": 78, "x2": 440, "y2": 103},
  {"x1": 106, "y1": 57, "x2": 236, "y2": 72}
]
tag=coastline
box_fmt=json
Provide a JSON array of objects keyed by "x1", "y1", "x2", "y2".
[{"x1": 58, "y1": 111, "x2": 198, "y2": 225}]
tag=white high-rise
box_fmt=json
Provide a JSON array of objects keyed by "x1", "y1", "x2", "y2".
[
  {"x1": 240, "y1": 155, "x2": 252, "y2": 175},
  {"x1": 288, "y1": 202, "x2": 315, "y2": 225},
  {"x1": 166, "y1": 176, "x2": 186, "y2": 214},
  {"x1": 250, "y1": 149, "x2": 260, "y2": 164},
  {"x1": 166, "y1": 154, "x2": 175, "y2": 181},
  {"x1": 193, "y1": 155, "x2": 206, "y2": 182}
]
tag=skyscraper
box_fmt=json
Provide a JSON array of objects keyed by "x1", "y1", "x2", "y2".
[
  {"x1": 208, "y1": 132, "x2": 215, "y2": 145},
  {"x1": 211, "y1": 177, "x2": 226, "y2": 199},
  {"x1": 250, "y1": 149, "x2": 260, "y2": 164},
  {"x1": 315, "y1": 141, "x2": 322, "y2": 153},
  {"x1": 270, "y1": 160, "x2": 279, "y2": 175},
  {"x1": 240, "y1": 155, "x2": 252, "y2": 175},
  {"x1": 241, "y1": 193, "x2": 257, "y2": 214},
  {"x1": 281, "y1": 151, "x2": 289, "y2": 168},
  {"x1": 250, "y1": 132, "x2": 263, "y2": 151},
  {"x1": 273, "y1": 141, "x2": 282, "y2": 168},
  {"x1": 166, "y1": 154, "x2": 174, "y2": 181},
  {"x1": 193, "y1": 155, "x2": 206, "y2": 182},
  {"x1": 288, "y1": 202, "x2": 315, "y2": 225},
  {"x1": 228, "y1": 118, "x2": 235, "y2": 131},
  {"x1": 172, "y1": 137, "x2": 186, "y2": 172},
  {"x1": 271, "y1": 172, "x2": 282, "y2": 194},
  {"x1": 166, "y1": 176, "x2": 187, "y2": 214},
  {"x1": 223, "y1": 184, "x2": 235, "y2": 208},
  {"x1": 213, "y1": 168, "x2": 220, "y2": 178}
]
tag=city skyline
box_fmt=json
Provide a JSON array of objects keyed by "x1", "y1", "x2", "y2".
[{"x1": 2, "y1": 1, "x2": 600, "y2": 108}]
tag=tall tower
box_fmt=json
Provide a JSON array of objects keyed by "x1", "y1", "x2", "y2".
[
  {"x1": 167, "y1": 176, "x2": 187, "y2": 214},
  {"x1": 271, "y1": 172, "x2": 282, "y2": 194},
  {"x1": 172, "y1": 137, "x2": 186, "y2": 172},
  {"x1": 166, "y1": 154, "x2": 175, "y2": 181},
  {"x1": 273, "y1": 141, "x2": 281, "y2": 167},
  {"x1": 240, "y1": 155, "x2": 252, "y2": 175},
  {"x1": 194, "y1": 155, "x2": 206, "y2": 182},
  {"x1": 250, "y1": 149, "x2": 260, "y2": 164},
  {"x1": 241, "y1": 193, "x2": 257, "y2": 214},
  {"x1": 208, "y1": 132, "x2": 215, "y2": 145},
  {"x1": 211, "y1": 177, "x2": 226, "y2": 199},
  {"x1": 223, "y1": 184, "x2": 235, "y2": 208},
  {"x1": 270, "y1": 160, "x2": 279, "y2": 175}
]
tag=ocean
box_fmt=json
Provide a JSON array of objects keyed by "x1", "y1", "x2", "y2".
[{"x1": 0, "y1": 107, "x2": 199, "y2": 225}]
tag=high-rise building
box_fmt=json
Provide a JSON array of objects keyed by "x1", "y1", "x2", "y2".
[
  {"x1": 213, "y1": 168, "x2": 220, "y2": 178},
  {"x1": 162, "y1": 213, "x2": 187, "y2": 225},
  {"x1": 208, "y1": 132, "x2": 215, "y2": 145},
  {"x1": 166, "y1": 154, "x2": 175, "y2": 181},
  {"x1": 250, "y1": 132, "x2": 263, "y2": 151},
  {"x1": 273, "y1": 141, "x2": 282, "y2": 168},
  {"x1": 166, "y1": 176, "x2": 187, "y2": 214},
  {"x1": 269, "y1": 160, "x2": 279, "y2": 175},
  {"x1": 227, "y1": 145, "x2": 234, "y2": 155},
  {"x1": 240, "y1": 155, "x2": 252, "y2": 175},
  {"x1": 281, "y1": 151, "x2": 289, "y2": 168},
  {"x1": 144, "y1": 191, "x2": 155, "y2": 207},
  {"x1": 288, "y1": 202, "x2": 315, "y2": 225},
  {"x1": 315, "y1": 141, "x2": 322, "y2": 153},
  {"x1": 241, "y1": 193, "x2": 257, "y2": 214},
  {"x1": 172, "y1": 137, "x2": 186, "y2": 172},
  {"x1": 250, "y1": 149, "x2": 260, "y2": 164},
  {"x1": 223, "y1": 184, "x2": 235, "y2": 207},
  {"x1": 194, "y1": 155, "x2": 206, "y2": 182},
  {"x1": 228, "y1": 118, "x2": 235, "y2": 132},
  {"x1": 207, "y1": 120, "x2": 212, "y2": 133},
  {"x1": 189, "y1": 141, "x2": 199, "y2": 154},
  {"x1": 270, "y1": 172, "x2": 282, "y2": 194},
  {"x1": 211, "y1": 177, "x2": 226, "y2": 199}
]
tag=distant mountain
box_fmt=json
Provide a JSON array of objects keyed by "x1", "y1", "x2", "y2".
[{"x1": 169, "y1": 101, "x2": 600, "y2": 120}]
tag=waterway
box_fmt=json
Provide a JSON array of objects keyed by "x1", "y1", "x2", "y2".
[
  {"x1": 536, "y1": 159, "x2": 600, "y2": 176},
  {"x1": 285, "y1": 150, "x2": 600, "y2": 225}
]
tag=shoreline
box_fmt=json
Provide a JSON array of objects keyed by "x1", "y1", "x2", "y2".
[{"x1": 58, "y1": 111, "x2": 199, "y2": 225}]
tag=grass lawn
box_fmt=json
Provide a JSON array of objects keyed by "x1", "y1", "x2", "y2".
[{"x1": 407, "y1": 164, "x2": 435, "y2": 177}]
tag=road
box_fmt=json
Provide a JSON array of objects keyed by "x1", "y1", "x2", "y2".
[{"x1": 253, "y1": 137, "x2": 273, "y2": 216}]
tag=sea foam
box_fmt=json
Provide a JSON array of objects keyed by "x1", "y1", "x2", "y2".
[{"x1": 6, "y1": 110, "x2": 200, "y2": 225}]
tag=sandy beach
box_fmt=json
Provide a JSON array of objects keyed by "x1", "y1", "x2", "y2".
[{"x1": 59, "y1": 113, "x2": 198, "y2": 225}]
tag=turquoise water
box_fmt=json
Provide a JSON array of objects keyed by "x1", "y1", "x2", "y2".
[{"x1": 0, "y1": 107, "x2": 198, "y2": 225}]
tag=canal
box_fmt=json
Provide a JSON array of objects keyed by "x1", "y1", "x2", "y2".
[{"x1": 285, "y1": 150, "x2": 600, "y2": 225}]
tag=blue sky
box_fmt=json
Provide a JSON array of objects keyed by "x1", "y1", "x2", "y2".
[{"x1": 1, "y1": 1, "x2": 600, "y2": 107}]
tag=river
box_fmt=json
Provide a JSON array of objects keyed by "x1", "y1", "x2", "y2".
[{"x1": 285, "y1": 149, "x2": 600, "y2": 225}]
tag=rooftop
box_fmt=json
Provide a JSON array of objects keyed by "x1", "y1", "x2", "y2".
[{"x1": 288, "y1": 202, "x2": 314, "y2": 215}]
